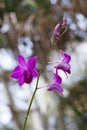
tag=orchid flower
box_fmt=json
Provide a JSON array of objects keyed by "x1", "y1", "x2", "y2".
[
  {"x1": 11, "y1": 55, "x2": 38, "y2": 86},
  {"x1": 48, "y1": 70, "x2": 64, "y2": 96},
  {"x1": 55, "y1": 50, "x2": 71, "y2": 75}
]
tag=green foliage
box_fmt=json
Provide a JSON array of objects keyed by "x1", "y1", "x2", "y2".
[{"x1": 5, "y1": 0, "x2": 22, "y2": 12}]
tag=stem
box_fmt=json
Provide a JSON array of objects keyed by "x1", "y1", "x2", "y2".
[
  {"x1": 22, "y1": 74, "x2": 40, "y2": 130},
  {"x1": 47, "y1": 61, "x2": 58, "y2": 64},
  {"x1": 37, "y1": 82, "x2": 51, "y2": 89}
]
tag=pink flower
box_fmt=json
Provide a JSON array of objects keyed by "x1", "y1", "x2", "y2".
[
  {"x1": 55, "y1": 50, "x2": 71, "y2": 75},
  {"x1": 48, "y1": 70, "x2": 64, "y2": 96},
  {"x1": 11, "y1": 55, "x2": 38, "y2": 86}
]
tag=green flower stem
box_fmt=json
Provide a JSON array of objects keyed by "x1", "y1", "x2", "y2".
[{"x1": 22, "y1": 74, "x2": 40, "y2": 130}]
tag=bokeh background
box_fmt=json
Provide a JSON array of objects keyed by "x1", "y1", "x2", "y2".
[{"x1": 0, "y1": 0, "x2": 87, "y2": 130}]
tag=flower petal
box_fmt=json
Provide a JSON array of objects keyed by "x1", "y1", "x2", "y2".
[
  {"x1": 11, "y1": 65, "x2": 23, "y2": 79},
  {"x1": 53, "y1": 23, "x2": 61, "y2": 37},
  {"x1": 48, "y1": 83, "x2": 63, "y2": 96},
  {"x1": 18, "y1": 76, "x2": 24, "y2": 86},
  {"x1": 27, "y1": 56, "x2": 37, "y2": 69},
  {"x1": 32, "y1": 69, "x2": 38, "y2": 77},
  {"x1": 53, "y1": 70, "x2": 62, "y2": 84},
  {"x1": 60, "y1": 50, "x2": 71, "y2": 63},
  {"x1": 55, "y1": 62, "x2": 70, "y2": 70},
  {"x1": 12, "y1": 65, "x2": 21, "y2": 73},
  {"x1": 18, "y1": 55, "x2": 27, "y2": 69},
  {"x1": 11, "y1": 71, "x2": 22, "y2": 79}
]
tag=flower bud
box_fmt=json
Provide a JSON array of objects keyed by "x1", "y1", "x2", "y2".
[
  {"x1": 53, "y1": 23, "x2": 61, "y2": 38},
  {"x1": 62, "y1": 17, "x2": 67, "y2": 26}
]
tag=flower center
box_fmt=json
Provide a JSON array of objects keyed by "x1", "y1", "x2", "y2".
[{"x1": 23, "y1": 70, "x2": 33, "y2": 84}]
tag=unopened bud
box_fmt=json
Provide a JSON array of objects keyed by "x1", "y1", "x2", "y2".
[
  {"x1": 62, "y1": 17, "x2": 67, "y2": 26},
  {"x1": 53, "y1": 23, "x2": 61, "y2": 38}
]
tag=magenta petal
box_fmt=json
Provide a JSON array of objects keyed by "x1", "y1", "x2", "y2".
[
  {"x1": 32, "y1": 69, "x2": 38, "y2": 77},
  {"x1": 10, "y1": 65, "x2": 22, "y2": 78},
  {"x1": 63, "y1": 54, "x2": 71, "y2": 63},
  {"x1": 60, "y1": 50, "x2": 71, "y2": 63},
  {"x1": 11, "y1": 71, "x2": 22, "y2": 79},
  {"x1": 18, "y1": 55, "x2": 27, "y2": 69},
  {"x1": 48, "y1": 83, "x2": 63, "y2": 96},
  {"x1": 27, "y1": 56, "x2": 37, "y2": 69},
  {"x1": 54, "y1": 70, "x2": 62, "y2": 84},
  {"x1": 12, "y1": 65, "x2": 21, "y2": 73},
  {"x1": 47, "y1": 83, "x2": 56, "y2": 91},
  {"x1": 18, "y1": 76, "x2": 24, "y2": 86},
  {"x1": 55, "y1": 62, "x2": 70, "y2": 70},
  {"x1": 53, "y1": 23, "x2": 61, "y2": 37}
]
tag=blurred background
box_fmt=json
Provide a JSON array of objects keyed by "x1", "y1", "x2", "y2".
[{"x1": 0, "y1": 0, "x2": 87, "y2": 130}]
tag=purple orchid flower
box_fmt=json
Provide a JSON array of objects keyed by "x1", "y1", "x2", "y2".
[
  {"x1": 55, "y1": 50, "x2": 71, "y2": 75},
  {"x1": 48, "y1": 70, "x2": 64, "y2": 96},
  {"x1": 11, "y1": 55, "x2": 38, "y2": 86}
]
